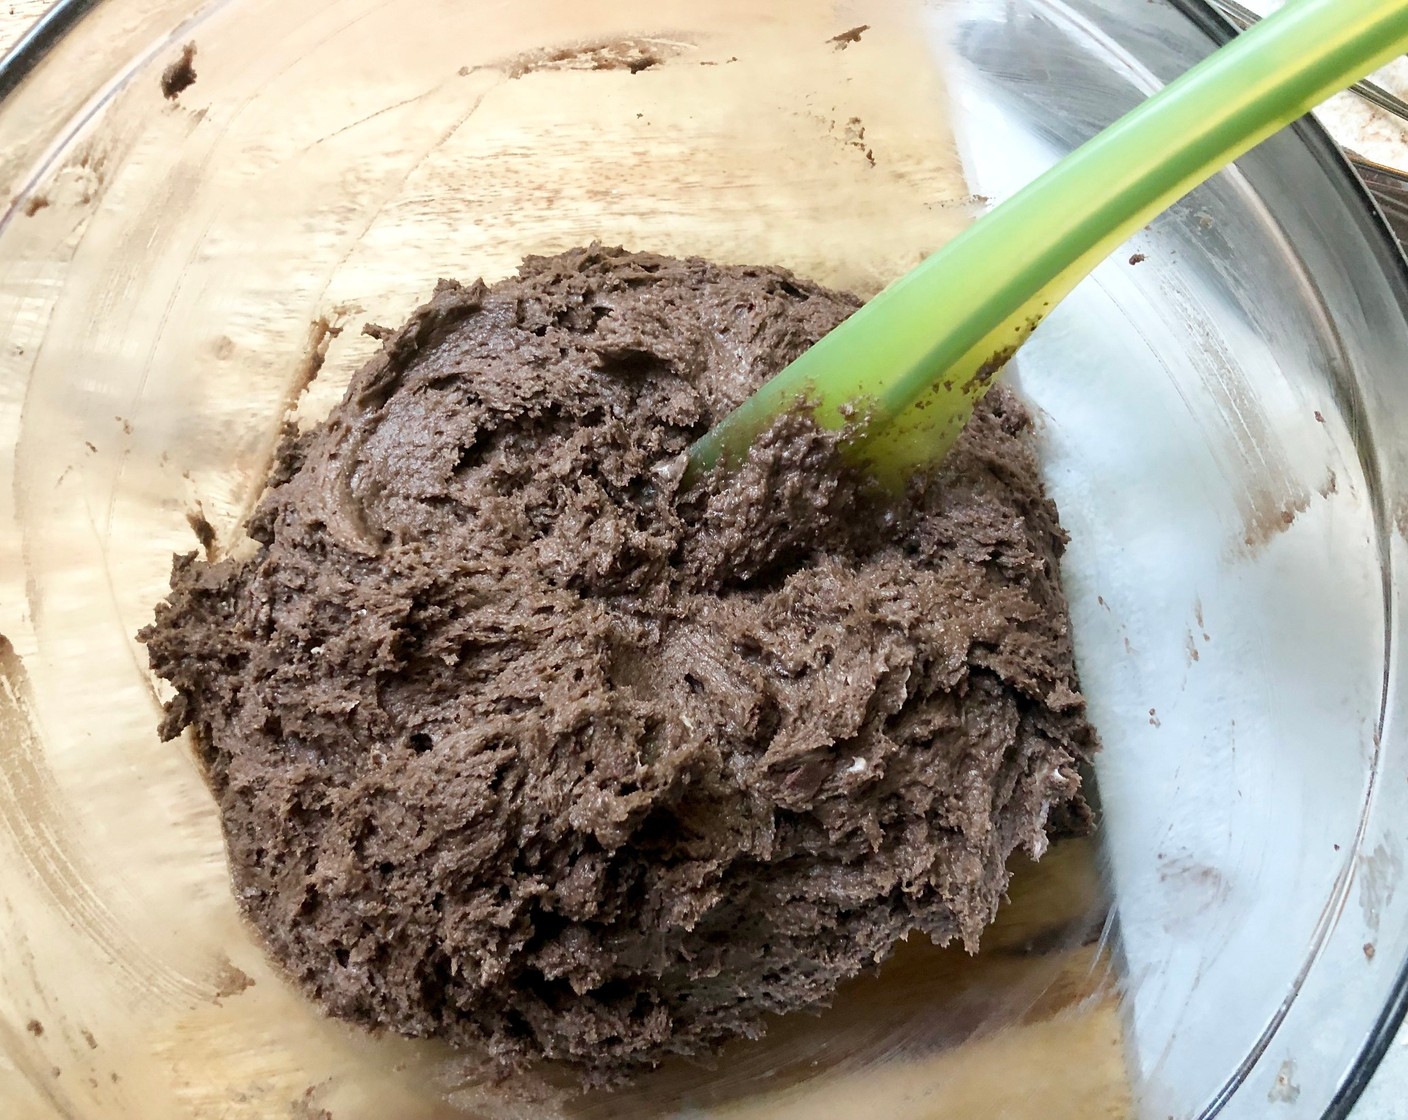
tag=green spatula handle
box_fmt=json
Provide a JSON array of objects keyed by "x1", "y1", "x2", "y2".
[{"x1": 686, "y1": 0, "x2": 1408, "y2": 489}]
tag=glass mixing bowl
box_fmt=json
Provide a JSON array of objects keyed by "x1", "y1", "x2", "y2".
[{"x1": 1, "y1": 1, "x2": 1406, "y2": 1117}]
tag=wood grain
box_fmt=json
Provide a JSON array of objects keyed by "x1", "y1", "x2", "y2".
[{"x1": 0, "y1": 1, "x2": 51, "y2": 57}]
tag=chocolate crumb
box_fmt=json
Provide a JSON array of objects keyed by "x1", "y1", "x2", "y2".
[
  {"x1": 829, "y1": 25, "x2": 870, "y2": 49},
  {"x1": 161, "y1": 43, "x2": 198, "y2": 101},
  {"x1": 212, "y1": 958, "x2": 255, "y2": 1000},
  {"x1": 186, "y1": 511, "x2": 217, "y2": 557}
]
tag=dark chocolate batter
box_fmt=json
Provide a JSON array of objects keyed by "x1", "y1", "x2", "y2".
[{"x1": 141, "y1": 246, "x2": 1096, "y2": 1083}]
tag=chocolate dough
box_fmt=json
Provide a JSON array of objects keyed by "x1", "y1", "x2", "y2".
[{"x1": 141, "y1": 246, "x2": 1096, "y2": 1083}]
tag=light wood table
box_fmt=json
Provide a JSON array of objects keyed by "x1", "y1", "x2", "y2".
[
  {"x1": 0, "y1": 4, "x2": 1401, "y2": 1119},
  {"x1": 0, "y1": 1, "x2": 51, "y2": 53}
]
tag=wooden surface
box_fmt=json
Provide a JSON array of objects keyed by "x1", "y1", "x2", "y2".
[
  {"x1": 0, "y1": 1, "x2": 50, "y2": 54},
  {"x1": 0, "y1": 2, "x2": 1392, "y2": 1117}
]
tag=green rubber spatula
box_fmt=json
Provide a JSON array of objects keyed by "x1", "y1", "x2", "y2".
[{"x1": 685, "y1": 0, "x2": 1408, "y2": 490}]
